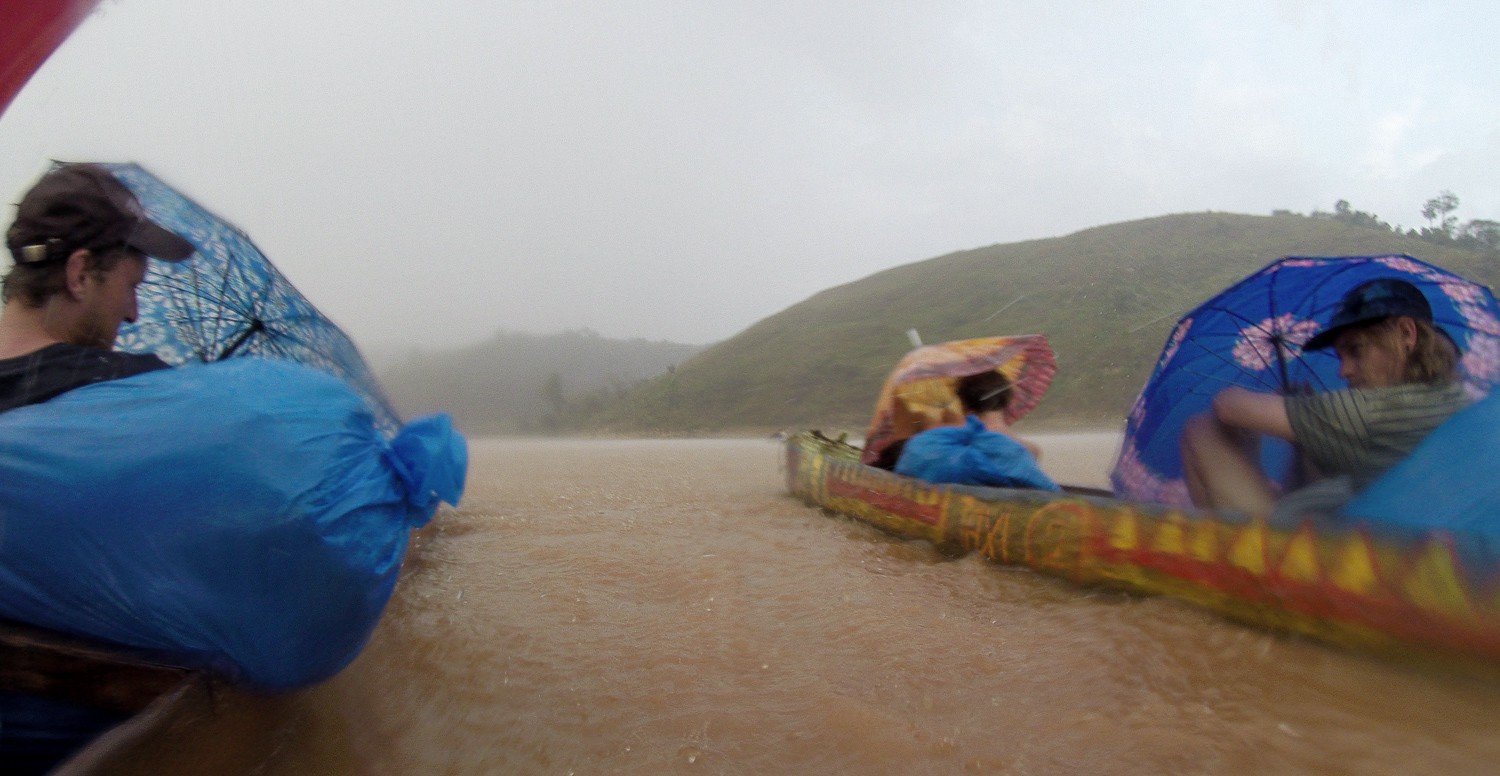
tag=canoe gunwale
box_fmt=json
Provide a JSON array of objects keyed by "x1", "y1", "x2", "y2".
[
  {"x1": 0, "y1": 618, "x2": 203, "y2": 714},
  {"x1": 0, "y1": 618, "x2": 231, "y2": 775},
  {"x1": 49, "y1": 674, "x2": 216, "y2": 776}
]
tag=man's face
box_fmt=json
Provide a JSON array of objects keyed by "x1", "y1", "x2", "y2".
[
  {"x1": 68, "y1": 251, "x2": 148, "y2": 350},
  {"x1": 1333, "y1": 325, "x2": 1404, "y2": 389}
]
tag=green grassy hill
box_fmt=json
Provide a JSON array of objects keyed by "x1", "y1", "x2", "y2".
[{"x1": 582, "y1": 212, "x2": 1500, "y2": 435}]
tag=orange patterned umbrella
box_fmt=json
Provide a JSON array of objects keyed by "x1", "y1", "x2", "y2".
[{"x1": 861, "y1": 335, "x2": 1056, "y2": 467}]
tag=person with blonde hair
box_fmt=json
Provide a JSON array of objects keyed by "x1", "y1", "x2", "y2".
[{"x1": 1180, "y1": 277, "x2": 1466, "y2": 524}]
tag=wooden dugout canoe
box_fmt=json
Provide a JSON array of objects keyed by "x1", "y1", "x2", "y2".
[
  {"x1": 784, "y1": 430, "x2": 1500, "y2": 674},
  {"x1": 0, "y1": 620, "x2": 220, "y2": 775}
]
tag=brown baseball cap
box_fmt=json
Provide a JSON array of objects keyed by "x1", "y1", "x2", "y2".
[{"x1": 6, "y1": 163, "x2": 195, "y2": 265}]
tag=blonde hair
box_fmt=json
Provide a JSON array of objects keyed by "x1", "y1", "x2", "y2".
[{"x1": 1344, "y1": 317, "x2": 1458, "y2": 384}]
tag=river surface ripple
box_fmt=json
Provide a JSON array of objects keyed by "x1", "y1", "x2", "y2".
[{"x1": 115, "y1": 437, "x2": 1500, "y2": 775}]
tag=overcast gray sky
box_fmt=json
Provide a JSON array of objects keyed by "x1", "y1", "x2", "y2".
[{"x1": 3, "y1": 0, "x2": 1497, "y2": 352}]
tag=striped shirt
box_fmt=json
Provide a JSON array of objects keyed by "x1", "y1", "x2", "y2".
[{"x1": 1285, "y1": 380, "x2": 1468, "y2": 491}]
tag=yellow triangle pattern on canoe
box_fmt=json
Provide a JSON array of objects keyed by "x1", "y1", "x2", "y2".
[
  {"x1": 1404, "y1": 539, "x2": 1473, "y2": 620},
  {"x1": 1278, "y1": 527, "x2": 1322, "y2": 584},
  {"x1": 1189, "y1": 519, "x2": 1219, "y2": 563},
  {"x1": 1228, "y1": 521, "x2": 1268, "y2": 575},
  {"x1": 1109, "y1": 512, "x2": 1139, "y2": 552},
  {"x1": 1329, "y1": 533, "x2": 1381, "y2": 597},
  {"x1": 1152, "y1": 518, "x2": 1186, "y2": 555}
]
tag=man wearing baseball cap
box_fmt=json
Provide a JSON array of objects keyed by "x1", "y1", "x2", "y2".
[
  {"x1": 0, "y1": 163, "x2": 195, "y2": 413},
  {"x1": 1180, "y1": 277, "x2": 1469, "y2": 524}
]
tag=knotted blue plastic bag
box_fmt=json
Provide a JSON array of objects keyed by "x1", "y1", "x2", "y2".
[
  {"x1": 0, "y1": 359, "x2": 466, "y2": 689},
  {"x1": 894, "y1": 415, "x2": 1060, "y2": 491},
  {"x1": 1343, "y1": 391, "x2": 1500, "y2": 578}
]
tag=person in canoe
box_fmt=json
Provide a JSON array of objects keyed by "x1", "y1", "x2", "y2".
[
  {"x1": 895, "y1": 369, "x2": 1060, "y2": 491},
  {"x1": 0, "y1": 163, "x2": 194, "y2": 409},
  {"x1": 1179, "y1": 277, "x2": 1467, "y2": 524},
  {"x1": 0, "y1": 165, "x2": 197, "y2": 773}
]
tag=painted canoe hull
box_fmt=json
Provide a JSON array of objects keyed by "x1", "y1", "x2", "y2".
[
  {"x1": 0, "y1": 619, "x2": 218, "y2": 775},
  {"x1": 784, "y1": 430, "x2": 1500, "y2": 673}
]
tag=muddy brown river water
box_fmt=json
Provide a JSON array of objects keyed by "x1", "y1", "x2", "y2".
[{"x1": 97, "y1": 436, "x2": 1500, "y2": 774}]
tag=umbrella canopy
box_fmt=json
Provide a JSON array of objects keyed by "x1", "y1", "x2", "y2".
[
  {"x1": 101, "y1": 162, "x2": 402, "y2": 435},
  {"x1": 1111, "y1": 254, "x2": 1500, "y2": 506},
  {"x1": 861, "y1": 335, "x2": 1056, "y2": 467}
]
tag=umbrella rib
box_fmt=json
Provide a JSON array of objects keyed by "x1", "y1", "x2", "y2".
[
  {"x1": 1171, "y1": 364, "x2": 1280, "y2": 393},
  {"x1": 1173, "y1": 339, "x2": 1284, "y2": 392},
  {"x1": 110, "y1": 164, "x2": 405, "y2": 429}
]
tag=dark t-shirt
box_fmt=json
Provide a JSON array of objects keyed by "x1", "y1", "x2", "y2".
[{"x1": 0, "y1": 343, "x2": 169, "y2": 413}]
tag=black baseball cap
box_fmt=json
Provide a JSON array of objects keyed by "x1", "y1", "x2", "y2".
[
  {"x1": 1304, "y1": 277, "x2": 1434, "y2": 351},
  {"x1": 6, "y1": 163, "x2": 195, "y2": 265}
]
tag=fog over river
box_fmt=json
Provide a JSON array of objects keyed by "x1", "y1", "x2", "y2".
[{"x1": 95, "y1": 436, "x2": 1500, "y2": 775}]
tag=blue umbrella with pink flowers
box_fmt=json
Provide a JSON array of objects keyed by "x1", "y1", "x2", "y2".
[{"x1": 1110, "y1": 254, "x2": 1500, "y2": 507}]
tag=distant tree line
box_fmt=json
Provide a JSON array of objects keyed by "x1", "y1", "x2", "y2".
[
  {"x1": 1273, "y1": 190, "x2": 1500, "y2": 254},
  {"x1": 533, "y1": 370, "x2": 658, "y2": 433}
]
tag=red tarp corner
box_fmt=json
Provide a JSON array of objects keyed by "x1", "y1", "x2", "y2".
[{"x1": 0, "y1": 0, "x2": 104, "y2": 119}]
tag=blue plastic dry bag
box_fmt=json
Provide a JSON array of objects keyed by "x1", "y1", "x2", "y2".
[
  {"x1": 1343, "y1": 391, "x2": 1500, "y2": 578},
  {"x1": 0, "y1": 358, "x2": 466, "y2": 689}
]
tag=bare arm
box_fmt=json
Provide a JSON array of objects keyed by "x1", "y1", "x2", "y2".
[
  {"x1": 1211, "y1": 387, "x2": 1294, "y2": 441},
  {"x1": 976, "y1": 411, "x2": 1043, "y2": 460}
]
